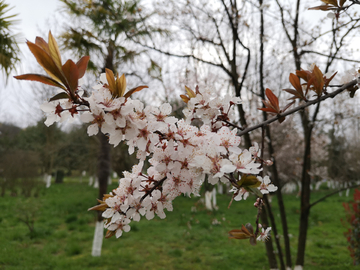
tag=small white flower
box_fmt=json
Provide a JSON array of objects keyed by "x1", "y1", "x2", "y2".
[{"x1": 257, "y1": 226, "x2": 271, "y2": 242}]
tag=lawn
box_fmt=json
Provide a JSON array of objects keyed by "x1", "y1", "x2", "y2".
[{"x1": 0, "y1": 180, "x2": 356, "y2": 270}]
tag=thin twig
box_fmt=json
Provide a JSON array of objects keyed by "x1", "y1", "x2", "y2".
[{"x1": 309, "y1": 184, "x2": 360, "y2": 208}]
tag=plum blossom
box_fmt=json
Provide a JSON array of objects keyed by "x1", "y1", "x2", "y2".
[
  {"x1": 65, "y1": 78, "x2": 278, "y2": 239},
  {"x1": 106, "y1": 217, "x2": 131, "y2": 238},
  {"x1": 258, "y1": 176, "x2": 278, "y2": 194},
  {"x1": 257, "y1": 226, "x2": 272, "y2": 242}
]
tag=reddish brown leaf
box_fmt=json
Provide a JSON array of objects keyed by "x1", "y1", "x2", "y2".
[
  {"x1": 180, "y1": 94, "x2": 190, "y2": 103},
  {"x1": 49, "y1": 92, "x2": 70, "y2": 102},
  {"x1": 278, "y1": 116, "x2": 286, "y2": 123},
  {"x1": 116, "y1": 74, "x2": 126, "y2": 97},
  {"x1": 105, "y1": 68, "x2": 116, "y2": 94},
  {"x1": 283, "y1": 88, "x2": 300, "y2": 98},
  {"x1": 14, "y1": 73, "x2": 66, "y2": 90},
  {"x1": 282, "y1": 101, "x2": 295, "y2": 112},
  {"x1": 26, "y1": 41, "x2": 65, "y2": 84},
  {"x1": 313, "y1": 65, "x2": 325, "y2": 96},
  {"x1": 324, "y1": 71, "x2": 338, "y2": 87},
  {"x1": 265, "y1": 88, "x2": 280, "y2": 112},
  {"x1": 76, "y1": 56, "x2": 90, "y2": 79},
  {"x1": 124, "y1": 85, "x2": 148, "y2": 98},
  {"x1": 48, "y1": 31, "x2": 62, "y2": 70},
  {"x1": 289, "y1": 73, "x2": 302, "y2": 92},
  {"x1": 308, "y1": 4, "x2": 335, "y2": 10},
  {"x1": 288, "y1": 73, "x2": 306, "y2": 100},
  {"x1": 321, "y1": 0, "x2": 338, "y2": 6},
  {"x1": 35, "y1": 37, "x2": 51, "y2": 55},
  {"x1": 62, "y1": 59, "x2": 79, "y2": 94},
  {"x1": 296, "y1": 69, "x2": 311, "y2": 82},
  {"x1": 105, "y1": 230, "x2": 116, "y2": 239},
  {"x1": 258, "y1": 107, "x2": 277, "y2": 113}
]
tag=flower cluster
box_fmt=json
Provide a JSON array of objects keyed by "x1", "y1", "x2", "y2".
[
  {"x1": 39, "y1": 72, "x2": 278, "y2": 239},
  {"x1": 16, "y1": 33, "x2": 278, "y2": 241}
]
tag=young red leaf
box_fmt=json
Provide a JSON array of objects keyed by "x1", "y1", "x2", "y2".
[
  {"x1": 124, "y1": 85, "x2": 148, "y2": 98},
  {"x1": 14, "y1": 74, "x2": 67, "y2": 90},
  {"x1": 62, "y1": 59, "x2": 79, "y2": 95},
  {"x1": 308, "y1": 5, "x2": 334, "y2": 11},
  {"x1": 180, "y1": 94, "x2": 190, "y2": 103},
  {"x1": 105, "y1": 68, "x2": 116, "y2": 95},
  {"x1": 49, "y1": 92, "x2": 70, "y2": 102},
  {"x1": 76, "y1": 56, "x2": 90, "y2": 79},
  {"x1": 321, "y1": 0, "x2": 338, "y2": 6},
  {"x1": 116, "y1": 74, "x2": 127, "y2": 97},
  {"x1": 324, "y1": 71, "x2": 338, "y2": 88},
  {"x1": 265, "y1": 88, "x2": 280, "y2": 112},
  {"x1": 35, "y1": 36, "x2": 51, "y2": 55},
  {"x1": 48, "y1": 31, "x2": 62, "y2": 70},
  {"x1": 312, "y1": 65, "x2": 325, "y2": 96},
  {"x1": 26, "y1": 41, "x2": 65, "y2": 84},
  {"x1": 258, "y1": 89, "x2": 281, "y2": 114},
  {"x1": 296, "y1": 69, "x2": 311, "y2": 82},
  {"x1": 283, "y1": 89, "x2": 300, "y2": 99},
  {"x1": 288, "y1": 73, "x2": 306, "y2": 100}
]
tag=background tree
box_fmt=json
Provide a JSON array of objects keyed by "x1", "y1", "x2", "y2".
[
  {"x1": 128, "y1": 0, "x2": 360, "y2": 268},
  {"x1": 0, "y1": 0, "x2": 20, "y2": 78}
]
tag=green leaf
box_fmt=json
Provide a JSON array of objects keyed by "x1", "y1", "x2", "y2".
[
  {"x1": 49, "y1": 92, "x2": 70, "y2": 102},
  {"x1": 248, "y1": 187, "x2": 264, "y2": 198}
]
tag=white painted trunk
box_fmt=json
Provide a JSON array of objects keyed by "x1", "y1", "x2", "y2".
[
  {"x1": 93, "y1": 177, "x2": 99, "y2": 188},
  {"x1": 88, "y1": 176, "x2": 94, "y2": 186},
  {"x1": 45, "y1": 174, "x2": 51, "y2": 188},
  {"x1": 205, "y1": 191, "x2": 212, "y2": 210},
  {"x1": 217, "y1": 183, "x2": 223, "y2": 194},
  {"x1": 108, "y1": 176, "x2": 112, "y2": 185},
  {"x1": 212, "y1": 188, "x2": 218, "y2": 210},
  {"x1": 91, "y1": 221, "x2": 104, "y2": 257},
  {"x1": 294, "y1": 265, "x2": 303, "y2": 270}
]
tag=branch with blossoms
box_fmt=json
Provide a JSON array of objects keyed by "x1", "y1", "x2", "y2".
[{"x1": 14, "y1": 32, "x2": 358, "y2": 245}]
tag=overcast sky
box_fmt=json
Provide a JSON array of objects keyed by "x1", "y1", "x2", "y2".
[{"x1": 0, "y1": 0, "x2": 62, "y2": 128}]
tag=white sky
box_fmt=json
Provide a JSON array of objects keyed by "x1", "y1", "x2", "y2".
[{"x1": 0, "y1": 0, "x2": 62, "y2": 128}]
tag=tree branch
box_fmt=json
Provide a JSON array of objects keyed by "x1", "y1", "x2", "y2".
[
  {"x1": 237, "y1": 79, "x2": 357, "y2": 137},
  {"x1": 300, "y1": 50, "x2": 360, "y2": 63},
  {"x1": 309, "y1": 183, "x2": 360, "y2": 208}
]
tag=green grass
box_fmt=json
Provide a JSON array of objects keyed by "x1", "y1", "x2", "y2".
[{"x1": 0, "y1": 181, "x2": 356, "y2": 270}]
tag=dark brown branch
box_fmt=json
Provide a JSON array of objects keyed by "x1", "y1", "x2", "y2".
[
  {"x1": 309, "y1": 184, "x2": 360, "y2": 208},
  {"x1": 140, "y1": 176, "x2": 167, "y2": 202},
  {"x1": 237, "y1": 79, "x2": 357, "y2": 137},
  {"x1": 135, "y1": 41, "x2": 233, "y2": 78},
  {"x1": 300, "y1": 50, "x2": 360, "y2": 63}
]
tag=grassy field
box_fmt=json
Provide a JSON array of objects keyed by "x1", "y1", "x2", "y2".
[{"x1": 0, "y1": 180, "x2": 356, "y2": 270}]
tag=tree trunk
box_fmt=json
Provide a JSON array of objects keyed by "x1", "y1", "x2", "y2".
[
  {"x1": 295, "y1": 102, "x2": 320, "y2": 266},
  {"x1": 96, "y1": 132, "x2": 111, "y2": 221},
  {"x1": 260, "y1": 203, "x2": 279, "y2": 269}
]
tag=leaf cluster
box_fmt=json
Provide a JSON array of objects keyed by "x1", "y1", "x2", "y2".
[
  {"x1": 259, "y1": 65, "x2": 337, "y2": 123},
  {"x1": 14, "y1": 32, "x2": 89, "y2": 103}
]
